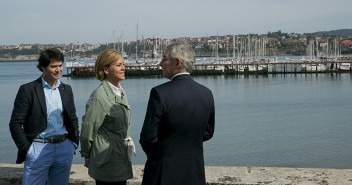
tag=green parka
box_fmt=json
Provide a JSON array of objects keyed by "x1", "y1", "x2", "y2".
[{"x1": 80, "y1": 80, "x2": 133, "y2": 182}]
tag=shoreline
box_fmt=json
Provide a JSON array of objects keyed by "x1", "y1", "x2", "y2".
[
  {"x1": 1, "y1": 164, "x2": 351, "y2": 184},
  {"x1": 0, "y1": 59, "x2": 36, "y2": 62}
]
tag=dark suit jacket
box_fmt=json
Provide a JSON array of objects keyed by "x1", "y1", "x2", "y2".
[
  {"x1": 140, "y1": 74, "x2": 215, "y2": 185},
  {"x1": 9, "y1": 77, "x2": 79, "y2": 164}
]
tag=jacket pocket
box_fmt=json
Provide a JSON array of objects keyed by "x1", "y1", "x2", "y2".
[{"x1": 92, "y1": 134, "x2": 112, "y2": 167}]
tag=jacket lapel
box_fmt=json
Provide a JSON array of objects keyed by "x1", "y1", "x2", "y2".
[
  {"x1": 119, "y1": 88, "x2": 130, "y2": 108},
  {"x1": 34, "y1": 77, "x2": 47, "y2": 118},
  {"x1": 59, "y1": 84, "x2": 68, "y2": 113}
]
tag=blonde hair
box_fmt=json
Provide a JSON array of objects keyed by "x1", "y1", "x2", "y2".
[{"x1": 95, "y1": 49, "x2": 122, "y2": 80}]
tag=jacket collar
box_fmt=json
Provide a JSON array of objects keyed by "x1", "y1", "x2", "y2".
[
  {"x1": 102, "y1": 80, "x2": 130, "y2": 109},
  {"x1": 171, "y1": 73, "x2": 192, "y2": 81}
]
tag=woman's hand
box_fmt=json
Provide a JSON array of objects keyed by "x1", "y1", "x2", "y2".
[{"x1": 84, "y1": 158, "x2": 89, "y2": 168}]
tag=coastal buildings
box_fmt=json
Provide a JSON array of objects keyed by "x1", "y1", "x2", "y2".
[{"x1": 1, "y1": 30, "x2": 352, "y2": 61}]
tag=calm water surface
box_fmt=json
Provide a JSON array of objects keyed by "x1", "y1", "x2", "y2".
[{"x1": 1, "y1": 61, "x2": 351, "y2": 169}]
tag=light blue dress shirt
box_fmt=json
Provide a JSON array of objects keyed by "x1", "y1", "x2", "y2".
[{"x1": 37, "y1": 77, "x2": 67, "y2": 139}]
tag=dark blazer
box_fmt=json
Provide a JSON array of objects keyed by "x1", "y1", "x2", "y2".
[
  {"x1": 140, "y1": 74, "x2": 215, "y2": 185},
  {"x1": 9, "y1": 77, "x2": 79, "y2": 164}
]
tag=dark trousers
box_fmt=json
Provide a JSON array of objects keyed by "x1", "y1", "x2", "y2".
[{"x1": 95, "y1": 180, "x2": 127, "y2": 185}]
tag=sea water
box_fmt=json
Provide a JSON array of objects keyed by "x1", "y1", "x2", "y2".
[{"x1": 1, "y1": 61, "x2": 351, "y2": 169}]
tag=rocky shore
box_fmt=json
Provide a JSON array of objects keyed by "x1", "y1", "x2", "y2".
[{"x1": 1, "y1": 164, "x2": 351, "y2": 185}]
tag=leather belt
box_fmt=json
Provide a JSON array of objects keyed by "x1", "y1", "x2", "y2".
[{"x1": 33, "y1": 135, "x2": 67, "y2": 144}]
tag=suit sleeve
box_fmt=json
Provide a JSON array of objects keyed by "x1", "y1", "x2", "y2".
[
  {"x1": 67, "y1": 85, "x2": 80, "y2": 146},
  {"x1": 203, "y1": 91, "x2": 215, "y2": 141},
  {"x1": 9, "y1": 85, "x2": 31, "y2": 152},
  {"x1": 139, "y1": 88, "x2": 162, "y2": 157}
]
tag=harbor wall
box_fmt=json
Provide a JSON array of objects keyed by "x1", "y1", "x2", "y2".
[{"x1": 1, "y1": 164, "x2": 351, "y2": 185}]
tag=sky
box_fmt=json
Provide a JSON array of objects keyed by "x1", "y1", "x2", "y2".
[{"x1": 1, "y1": 0, "x2": 351, "y2": 45}]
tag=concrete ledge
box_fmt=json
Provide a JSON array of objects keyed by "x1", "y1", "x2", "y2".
[{"x1": 1, "y1": 163, "x2": 352, "y2": 185}]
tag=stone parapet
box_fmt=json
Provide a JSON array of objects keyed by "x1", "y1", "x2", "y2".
[{"x1": 1, "y1": 164, "x2": 351, "y2": 185}]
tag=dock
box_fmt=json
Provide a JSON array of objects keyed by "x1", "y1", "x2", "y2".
[{"x1": 63, "y1": 60, "x2": 352, "y2": 77}]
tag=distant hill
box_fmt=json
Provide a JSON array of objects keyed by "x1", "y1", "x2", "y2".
[{"x1": 311, "y1": 29, "x2": 352, "y2": 38}]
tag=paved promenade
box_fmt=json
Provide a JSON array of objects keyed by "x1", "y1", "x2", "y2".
[{"x1": 1, "y1": 164, "x2": 351, "y2": 184}]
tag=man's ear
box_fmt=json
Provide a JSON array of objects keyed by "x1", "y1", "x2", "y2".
[{"x1": 175, "y1": 58, "x2": 181, "y2": 67}]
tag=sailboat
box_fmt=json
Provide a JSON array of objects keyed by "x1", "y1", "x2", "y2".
[
  {"x1": 234, "y1": 34, "x2": 269, "y2": 73},
  {"x1": 135, "y1": 20, "x2": 142, "y2": 65},
  {"x1": 112, "y1": 30, "x2": 129, "y2": 60},
  {"x1": 300, "y1": 39, "x2": 327, "y2": 72}
]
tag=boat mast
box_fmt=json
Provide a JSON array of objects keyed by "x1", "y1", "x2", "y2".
[
  {"x1": 233, "y1": 35, "x2": 236, "y2": 61},
  {"x1": 216, "y1": 33, "x2": 219, "y2": 62},
  {"x1": 112, "y1": 30, "x2": 116, "y2": 50},
  {"x1": 315, "y1": 38, "x2": 319, "y2": 61},
  {"x1": 142, "y1": 35, "x2": 145, "y2": 62},
  {"x1": 119, "y1": 31, "x2": 123, "y2": 53},
  {"x1": 135, "y1": 20, "x2": 138, "y2": 63}
]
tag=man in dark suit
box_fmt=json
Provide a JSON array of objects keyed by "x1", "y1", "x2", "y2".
[
  {"x1": 140, "y1": 43, "x2": 215, "y2": 185},
  {"x1": 9, "y1": 48, "x2": 79, "y2": 185}
]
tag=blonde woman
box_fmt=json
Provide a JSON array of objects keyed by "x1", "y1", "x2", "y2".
[{"x1": 80, "y1": 49, "x2": 134, "y2": 185}]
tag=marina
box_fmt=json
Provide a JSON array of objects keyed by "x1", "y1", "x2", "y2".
[
  {"x1": 64, "y1": 58, "x2": 352, "y2": 77},
  {"x1": 64, "y1": 34, "x2": 352, "y2": 77}
]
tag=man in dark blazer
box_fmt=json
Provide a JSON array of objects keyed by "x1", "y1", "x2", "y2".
[
  {"x1": 140, "y1": 43, "x2": 215, "y2": 185},
  {"x1": 9, "y1": 48, "x2": 79, "y2": 185}
]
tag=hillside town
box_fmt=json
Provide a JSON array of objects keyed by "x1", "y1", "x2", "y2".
[{"x1": 1, "y1": 30, "x2": 352, "y2": 61}]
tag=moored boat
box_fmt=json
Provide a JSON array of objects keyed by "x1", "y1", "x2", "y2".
[
  {"x1": 338, "y1": 63, "x2": 351, "y2": 71},
  {"x1": 300, "y1": 62, "x2": 327, "y2": 72}
]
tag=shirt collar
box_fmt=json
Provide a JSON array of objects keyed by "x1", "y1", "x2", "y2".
[
  {"x1": 106, "y1": 80, "x2": 122, "y2": 97},
  {"x1": 41, "y1": 76, "x2": 61, "y2": 89},
  {"x1": 171, "y1": 72, "x2": 190, "y2": 80}
]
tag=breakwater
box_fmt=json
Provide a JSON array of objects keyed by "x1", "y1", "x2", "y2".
[{"x1": 1, "y1": 164, "x2": 351, "y2": 185}]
